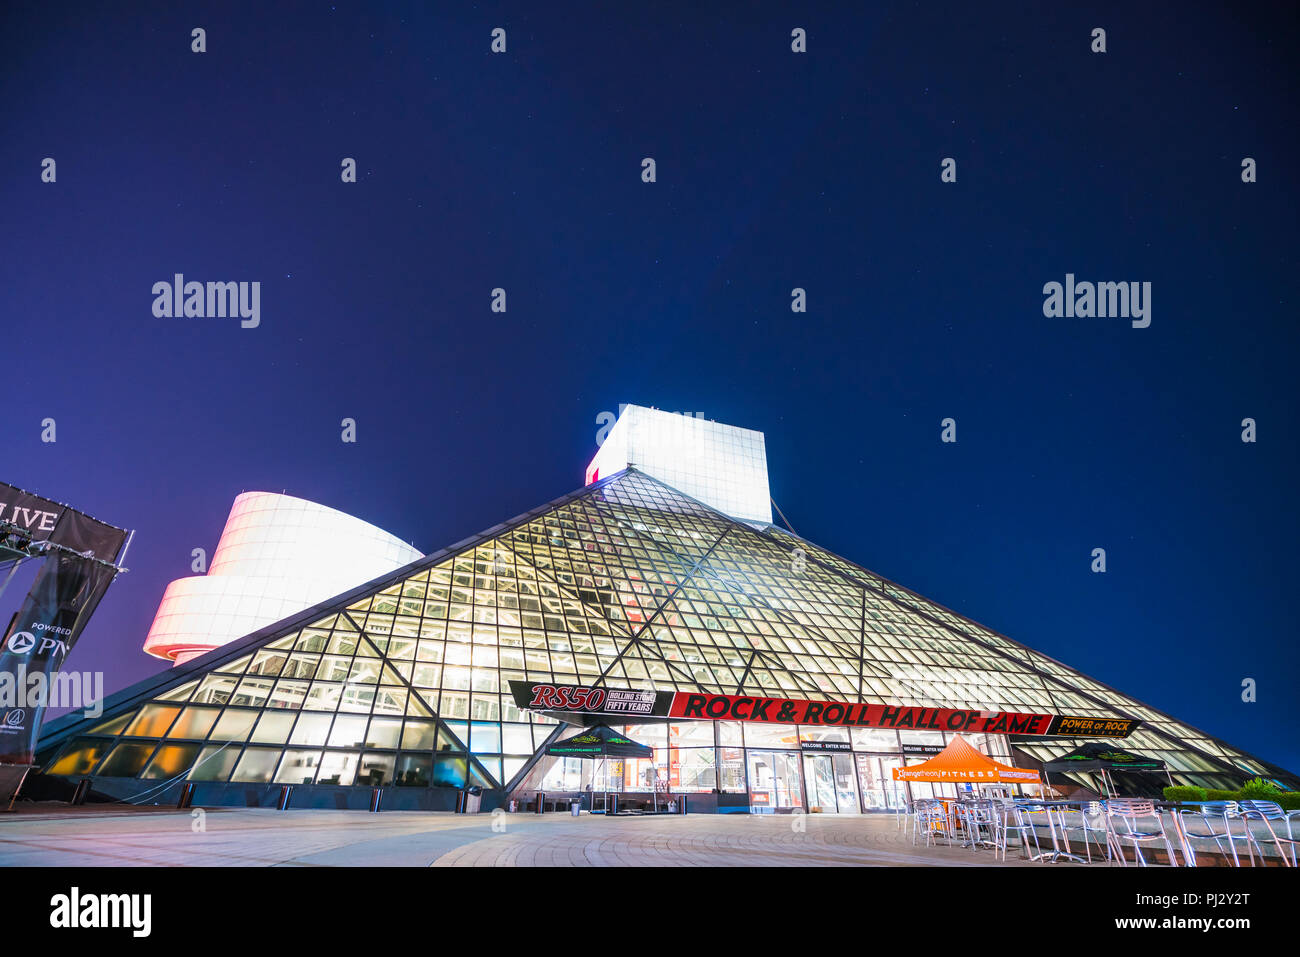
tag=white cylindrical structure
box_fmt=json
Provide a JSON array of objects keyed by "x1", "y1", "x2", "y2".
[{"x1": 143, "y1": 492, "x2": 422, "y2": 665}]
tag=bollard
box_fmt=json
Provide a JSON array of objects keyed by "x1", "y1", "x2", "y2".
[
  {"x1": 177, "y1": 782, "x2": 195, "y2": 810},
  {"x1": 369, "y1": 787, "x2": 383, "y2": 812},
  {"x1": 277, "y1": 784, "x2": 293, "y2": 810}
]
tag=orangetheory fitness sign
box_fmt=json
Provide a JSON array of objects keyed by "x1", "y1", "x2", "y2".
[{"x1": 508, "y1": 682, "x2": 1138, "y2": 738}]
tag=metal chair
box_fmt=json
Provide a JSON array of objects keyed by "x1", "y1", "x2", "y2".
[
  {"x1": 1104, "y1": 798, "x2": 1181, "y2": 866},
  {"x1": 995, "y1": 802, "x2": 1042, "y2": 862},
  {"x1": 1238, "y1": 800, "x2": 1299, "y2": 867},
  {"x1": 912, "y1": 799, "x2": 953, "y2": 847},
  {"x1": 896, "y1": 800, "x2": 912, "y2": 835},
  {"x1": 1056, "y1": 800, "x2": 1109, "y2": 863},
  {"x1": 1176, "y1": 801, "x2": 1245, "y2": 867},
  {"x1": 956, "y1": 799, "x2": 1000, "y2": 850}
]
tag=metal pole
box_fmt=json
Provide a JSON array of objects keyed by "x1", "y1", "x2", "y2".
[
  {"x1": 0, "y1": 559, "x2": 25, "y2": 604},
  {"x1": 115, "y1": 529, "x2": 135, "y2": 568}
]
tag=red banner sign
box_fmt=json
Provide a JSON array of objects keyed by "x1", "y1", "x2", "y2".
[{"x1": 508, "y1": 681, "x2": 1138, "y2": 738}]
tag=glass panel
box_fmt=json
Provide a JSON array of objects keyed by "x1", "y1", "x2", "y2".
[
  {"x1": 501, "y1": 723, "x2": 533, "y2": 754},
  {"x1": 432, "y1": 755, "x2": 468, "y2": 788},
  {"x1": 395, "y1": 754, "x2": 432, "y2": 786},
  {"x1": 804, "y1": 755, "x2": 837, "y2": 812},
  {"x1": 316, "y1": 751, "x2": 359, "y2": 786},
  {"x1": 469, "y1": 723, "x2": 501, "y2": 753},
  {"x1": 832, "y1": 753, "x2": 859, "y2": 812},
  {"x1": 742, "y1": 723, "x2": 800, "y2": 749},
  {"x1": 275, "y1": 750, "x2": 322, "y2": 784},
  {"x1": 356, "y1": 753, "x2": 396, "y2": 786},
  {"x1": 288, "y1": 713, "x2": 333, "y2": 747},
  {"x1": 230, "y1": 747, "x2": 282, "y2": 783},
  {"x1": 192, "y1": 675, "x2": 239, "y2": 705},
  {"x1": 329, "y1": 715, "x2": 368, "y2": 748},
  {"x1": 209, "y1": 709, "x2": 258, "y2": 742},
  {"x1": 717, "y1": 721, "x2": 743, "y2": 746},
  {"x1": 850, "y1": 727, "x2": 899, "y2": 752},
  {"x1": 142, "y1": 743, "x2": 201, "y2": 780},
  {"x1": 669, "y1": 747, "x2": 716, "y2": 792},
  {"x1": 85, "y1": 714, "x2": 132, "y2": 736},
  {"x1": 366, "y1": 717, "x2": 403, "y2": 749},
  {"x1": 123, "y1": 704, "x2": 181, "y2": 737},
  {"x1": 799, "y1": 725, "x2": 850, "y2": 744},
  {"x1": 249, "y1": 711, "x2": 296, "y2": 744},
  {"x1": 401, "y1": 720, "x2": 438, "y2": 751},
  {"x1": 718, "y1": 747, "x2": 745, "y2": 791},
  {"x1": 47, "y1": 738, "x2": 113, "y2": 776},
  {"x1": 668, "y1": 721, "x2": 714, "y2": 748},
  {"x1": 166, "y1": 706, "x2": 221, "y2": 740},
  {"x1": 746, "y1": 749, "x2": 803, "y2": 810},
  {"x1": 98, "y1": 742, "x2": 158, "y2": 777},
  {"x1": 188, "y1": 745, "x2": 241, "y2": 782}
]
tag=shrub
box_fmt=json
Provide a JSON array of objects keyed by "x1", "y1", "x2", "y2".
[
  {"x1": 1205, "y1": 789, "x2": 1239, "y2": 801},
  {"x1": 1238, "y1": 777, "x2": 1282, "y2": 799},
  {"x1": 1163, "y1": 786, "x2": 1208, "y2": 803},
  {"x1": 1274, "y1": 792, "x2": 1300, "y2": 812}
]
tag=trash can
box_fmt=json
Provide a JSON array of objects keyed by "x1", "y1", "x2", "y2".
[
  {"x1": 508, "y1": 799, "x2": 518, "y2": 813},
  {"x1": 535, "y1": 791, "x2": 545, "y2": 814},
  {"x1": 570, "y1": 800, "x2": 581, "y2": 817},
  {"x1": 677, "y1": 796, "x2": 688, "y2": 815},
  {"x1": 464, "y1": 785, "x2": 483, "y2": 814}
]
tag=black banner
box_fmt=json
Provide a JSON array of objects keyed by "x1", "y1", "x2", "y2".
[
  {"x1": 0, "y1": 482, "x2": 127, "y2": 563},
  {"x1": 0, "y1": 552, "x2": 118, "y2": 763}
]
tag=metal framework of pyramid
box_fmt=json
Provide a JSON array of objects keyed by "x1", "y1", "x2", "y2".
[{"x1": 36, "y1": 467, "x2": 1298, "y2": 804}]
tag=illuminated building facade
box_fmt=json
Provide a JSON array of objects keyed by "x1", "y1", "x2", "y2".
[{"x1": 37, "y1": 409, "x2": 1299, "y2": 811}]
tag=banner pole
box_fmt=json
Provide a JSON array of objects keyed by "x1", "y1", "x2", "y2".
[{"x1": 0, "y1": 560, "x2": 24, "y2": 604}]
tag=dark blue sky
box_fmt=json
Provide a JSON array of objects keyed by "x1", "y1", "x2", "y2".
[{"x1": 3, "y1": 2, "x2": 1297, "y2": 771}]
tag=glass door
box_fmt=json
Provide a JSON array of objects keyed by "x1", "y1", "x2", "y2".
[
  {"x1": 747, "y1": 750, "x2": 804, "y2": 811},
  {"x1": 805, "y1": 753, "x2": 860, "y2": 813},
  {"x1": 804, "y1": 754, "x2": 837, "y2": 812},
  {"x1": 832, "y1": 753, "x2": 859, "y2": 813},
  {"x1": 856, "y1": 754, "x2": 908, "y2": 811}
]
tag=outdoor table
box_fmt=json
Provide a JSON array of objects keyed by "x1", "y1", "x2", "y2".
[{"x1": 1018, "y1": 800, "x2": 1088, "y2": 864}]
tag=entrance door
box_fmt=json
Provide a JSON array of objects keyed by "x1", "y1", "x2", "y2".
[
  {"x1": 856, "y1": 754, "x2": 907, "y2": 811},
  {"x1": 747, "y1": 750, "x2": 804, "y2": 811},
  {"x1": 804, "y1": 753, "x2": 860, "y2": 813}
]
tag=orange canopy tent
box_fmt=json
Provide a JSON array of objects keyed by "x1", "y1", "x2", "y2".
[{"x1": 891, "y1": 734, "x2": 1041, "y2": 785}]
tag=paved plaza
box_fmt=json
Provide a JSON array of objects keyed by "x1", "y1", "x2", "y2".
[{"x1": 1, "y1": 805, "x2": 1042, "y2": 867}]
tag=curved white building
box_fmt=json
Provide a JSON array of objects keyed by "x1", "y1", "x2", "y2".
[{"x1": 143, "y1": 492, "x2": 422, "y2": 665}]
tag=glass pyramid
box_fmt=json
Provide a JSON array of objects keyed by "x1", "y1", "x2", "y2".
[{"x1": 36, "y1": 468, "x2": 1298, "y2": 806}]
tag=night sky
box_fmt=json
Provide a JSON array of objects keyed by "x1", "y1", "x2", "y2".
[{"x1": 3, "y1": 3, "x2": 1297, "y2": 772}]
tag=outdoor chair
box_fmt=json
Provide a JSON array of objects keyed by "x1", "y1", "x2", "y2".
[
  {"x1": 1103, "y1": 798, "x2": 1182, "y2": 866},
  {"x1": 1176, "y1": 801, "x2": 1245, "y2": 867},
  {"x1": 1056, "y1": 800, "x2": 1109, "y2": 863},
  {"x1": 912, "y1": 800, "x2": 953, "y2": 848},
  {"x1": 896, "y1": 801, "x2": 912, "y2": 835},
  {"x1": 956, "y1": 800, "x2": 999, "y2": 850},
  {"x1": 995, "y1": 802, "x2": 1041, "y2": 862},
  {"x1": 1237, "y1": 800, "x2": 1299, "y2": 867}
]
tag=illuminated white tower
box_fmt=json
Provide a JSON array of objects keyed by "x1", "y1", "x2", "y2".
[
  {"x1": 585, "y1": 405, "x2": 772, "y2": 524},
  {"x1": 143, "y1": 492, "x2": 421, "y2": 665}
]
